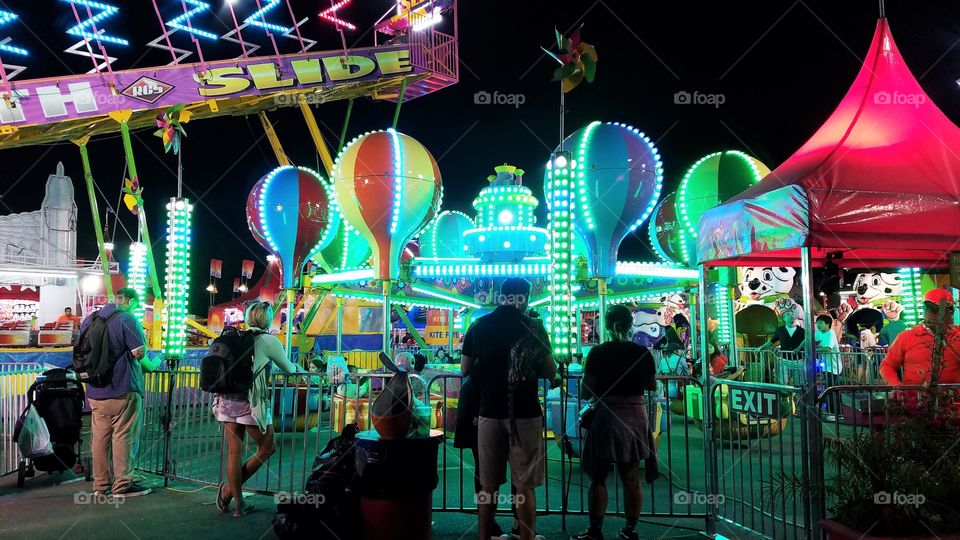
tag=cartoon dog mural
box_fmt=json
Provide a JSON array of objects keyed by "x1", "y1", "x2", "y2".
[
  {"x1": 739, "y1": 267, "x2": 797, "y2": 302},
  {"x1": 852, "y1": 272, "x2": 903, "y2": 305},
  {"x1": 657, "y1": 293, "x2": 689, "y2": 326}
]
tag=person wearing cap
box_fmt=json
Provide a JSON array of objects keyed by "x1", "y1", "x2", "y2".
[{"x1": 879, "y1": 288, "x2": 960, "y2": 387}]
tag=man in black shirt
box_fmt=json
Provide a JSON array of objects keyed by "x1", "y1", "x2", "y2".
[
  {"x1": 759, "y1": 309, "x2": 805, "y2": 383},
  {"x1": 461, "y1": 278, "x2": 556, "y2": 540},
  {"x1": 759, "y1": 309, "x2": 805, "y2": 352}
]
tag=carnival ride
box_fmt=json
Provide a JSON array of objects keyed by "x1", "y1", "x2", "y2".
[{"x1": 0, "y1": 0, "x2": 459, "y2": 362}]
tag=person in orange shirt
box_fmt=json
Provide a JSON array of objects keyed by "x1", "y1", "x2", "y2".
[
  {"x1": 879, "y1": 288, "x2": 960, "y2": 387},
  {"x1": 56, "y1": 307, "x2": 81, "y2": 328}
]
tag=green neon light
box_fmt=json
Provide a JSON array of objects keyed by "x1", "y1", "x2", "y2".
[
  {"x1": 546, "y1": 151, "x2": 575, "y2": 358},
  {"x1": 128, "y1": 242, "x2": 148, "y2": 322},
  {"x1": 677, "y1": 150, "x2": 765, "y2": 239},
  {"x1": 163, "y1": 198, "x2": 193, "y2": 359}
]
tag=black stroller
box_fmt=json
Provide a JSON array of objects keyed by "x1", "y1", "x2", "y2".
[{"x1": 14, "y1": 368, "x2": 89, "y2": 487}]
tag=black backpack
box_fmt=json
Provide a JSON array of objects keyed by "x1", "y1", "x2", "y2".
[
  {"x1": 72, "y1": 310, "x2": 122, "y2": 387},
  {"x1": 507, "y1": 314, "x2": 551, "y2": 445},
  {"x1": 200, "y1": 327, "x2": 263, "y2": 393}
]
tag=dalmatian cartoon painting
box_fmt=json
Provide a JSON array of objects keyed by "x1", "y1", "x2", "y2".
[
  {"x1": 852, "y1": 272, "x2": 903, "y2": 305},
  {"x1": 738, "y1": 267, "x2": 797, "y2": 302},
  {"x1": 657, "y1": 293, "x2": 689, "y2": 326}
]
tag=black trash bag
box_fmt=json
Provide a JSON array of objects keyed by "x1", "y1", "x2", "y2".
[{"x1": 272, "y1": 424, "x2": 360, "y2": 540}]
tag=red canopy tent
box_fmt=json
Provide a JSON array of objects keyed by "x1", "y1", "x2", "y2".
[{"x1": 697, "y1": 18, "x2": 960, "y2": 268}]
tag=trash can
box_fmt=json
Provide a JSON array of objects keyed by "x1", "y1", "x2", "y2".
[{"x1": 354, "y1": 429, "x2": 442, "y2": 540}]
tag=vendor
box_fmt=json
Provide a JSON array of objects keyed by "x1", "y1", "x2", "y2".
[{"x1": 56, "y1": 307, "x2": 81, "y2": 328}]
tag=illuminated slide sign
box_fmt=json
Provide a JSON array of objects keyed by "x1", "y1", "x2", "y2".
[{"x1": 0, "y1": 46, "x2": 416, "y2": 126}]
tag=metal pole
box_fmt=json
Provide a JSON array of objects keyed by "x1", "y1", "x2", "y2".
[
  {"x1": 447, "y1": 308, "x2": 455, "y2": 353},
  {"x1": 112, "y1": 114, "x2": 163, "y2": 302},
  {"x1": 575, "y1": 305, "x2": 583, "y2": 358},
  {"x1": 597, "y1": 277, "x2": 607, "y2": 342},
  {"x1": 337, "y1": 99, "x2": 354, "y2": 153},
  {"x1": 698, "y1": 265, "x2": 717, "y2": 536},
  {"x1": 688, "y1": 289, "x2": 699, "y2": 362},
  {"x1": 800, "y1": 247, "x2": 824, "y2": 535},
  {"x1": 729, "y1": 287, "x2": 739, "y2": 366},
  {"x1": 336, "y1": 296, "x2": 344, "y2": 356},
  {"x1": 391, "y1": 78, "x2": 408, "y2": 130},
  {"x1": 382, "y1": 281, "x2": 392, "y2": 358},
  {"x1": 75, "y1": 140, "x2": 114, "y2": 303},
  {"x1": 285, "y1": 288, "x2": 296, "y2": 361}
]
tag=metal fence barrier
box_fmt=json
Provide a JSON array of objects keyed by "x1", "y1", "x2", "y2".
[
  {"x1": 9, "y1": 353, "x2": 950, "y2": 540},
  {"x1": 0, "y1": 363, "x2": 45, "y2": 475},
  {"x1": 708, "y1": 379, "x2": 808, "y2": 539}
]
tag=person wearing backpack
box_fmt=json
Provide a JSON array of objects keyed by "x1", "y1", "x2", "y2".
[
  {"x1": 79, "y1": 287, "x2": 159, "y2": 498},
  {"x1": 461, "y1": 278, "x2": 556, "y2": 540},
  {"x1": 213, "y1": 301, "x2": 306, "y2": 517},
  {"x1": 574, "y1": 305, "x2": 658, "y2": 540}
]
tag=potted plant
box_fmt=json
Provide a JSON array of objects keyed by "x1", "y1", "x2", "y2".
[{"x1": 768, "y1": 307, "x2": 960, "y2": 538}]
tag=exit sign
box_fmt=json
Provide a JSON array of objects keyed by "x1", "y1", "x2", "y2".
[{"x1": 729, "y1": 388, "x2": 780, "y2": 418}]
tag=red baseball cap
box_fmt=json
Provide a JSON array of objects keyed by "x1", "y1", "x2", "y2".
[{"x1": 924, "y1": 288, "x2": 954, "y2": 306}]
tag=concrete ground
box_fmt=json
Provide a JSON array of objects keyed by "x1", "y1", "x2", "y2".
[{"x1": 0, "y1": 468, "x2": 756, "y2": 540}]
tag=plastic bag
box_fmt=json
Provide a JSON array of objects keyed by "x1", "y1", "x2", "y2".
[{"x1": 14, "y1": 404, "x2": 53, "y2": 459}]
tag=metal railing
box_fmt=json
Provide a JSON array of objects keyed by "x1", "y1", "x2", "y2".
[
  {"x1": 8, "y1": 353, "x2": 953, "y2": 539},
  {"x1": 708, "y1": 379, "x2": 807, "y2": 539},
  {"x1": 0, "y1": 363, "x2": 45, "y2": 474}
]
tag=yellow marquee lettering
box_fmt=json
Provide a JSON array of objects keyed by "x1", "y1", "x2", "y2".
[
  {"x1": 375, "y1": 50, "x2": 412, "y2": 75},
  {"x1": 248, "y1": 63, "x2": 295, "y2": 90},
  {"x1": 291, "y1": 59, "x2": 324, "y2": 85},
  {"x1": 197, "y1": 67, "x2": 251, "y2": 97},
  {"x1": 322, "y1": 55, "x2": 376, "y2": 81}
]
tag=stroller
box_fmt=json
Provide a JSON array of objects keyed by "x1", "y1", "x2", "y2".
[{"x1": 14, "y1": 368, "x2": 89, "y2": 487}]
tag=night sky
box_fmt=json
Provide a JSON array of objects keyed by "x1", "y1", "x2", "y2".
[{"x1": 2, "y1": 0, "x2": 960, "y2": 313}]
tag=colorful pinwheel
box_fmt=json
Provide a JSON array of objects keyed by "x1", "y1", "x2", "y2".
[
  {"x1": 543, "y1": 24, "x2": 598, "y2": 93},
  {"x1": 122, "y1": 176, "x2": 142, "y2": 216},
  {"x1": 154, "y1": 105, "x2": 190, "y2": 154}
]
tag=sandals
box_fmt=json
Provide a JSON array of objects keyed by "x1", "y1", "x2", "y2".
[{"x1": 216, "y1": 482, "x2": 230, "y2": 513}]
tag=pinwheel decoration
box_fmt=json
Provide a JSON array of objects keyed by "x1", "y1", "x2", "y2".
[
  {"x1": 122, "y1": 176, "x2": 142, "y2": 216},
  {"x1": 154, "y1": 105, "x2": 190, "y2": 154},
  {"x1": 543, "y1": 24, "x2": 598, "y2": 93}
]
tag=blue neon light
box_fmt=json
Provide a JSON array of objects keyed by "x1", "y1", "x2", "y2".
[
  {"x1": 0, "y1": 11, "x2": 28, "y2": 56},
  {"x1": 61, "y1": 0, "x2": 128, "y2": 47},
  {"x1": 244, "y1": 0, "x2": 291, "y2": 34},
  {"x1": 167, "y1": 0, "x2": 218, "y2": 41}
]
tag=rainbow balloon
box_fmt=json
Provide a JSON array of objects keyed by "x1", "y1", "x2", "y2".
[
  {"x1": 333, "y1": 129, "x2": 443, "y2": 280},
  {"x1": 552, "y1": 121, "x2": 663, "y2": 278},
  {"x1": 677, "y1": 151, "x2": 770, "y2": 240},
  {"x1": 246, "y1": 166, "x2": 340, "y2": 289}
]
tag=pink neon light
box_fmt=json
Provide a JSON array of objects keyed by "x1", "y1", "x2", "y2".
[{"x1": 319, "y1": 0, "x2": 356, "y2": 31}]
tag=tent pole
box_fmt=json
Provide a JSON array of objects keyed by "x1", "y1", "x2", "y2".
[
  {"x1": 698, "y1": 265, "x2": 717, "y2": 537},
  {"x1": 800, "y1": 246, "x2": 824, "y2": 535}
]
